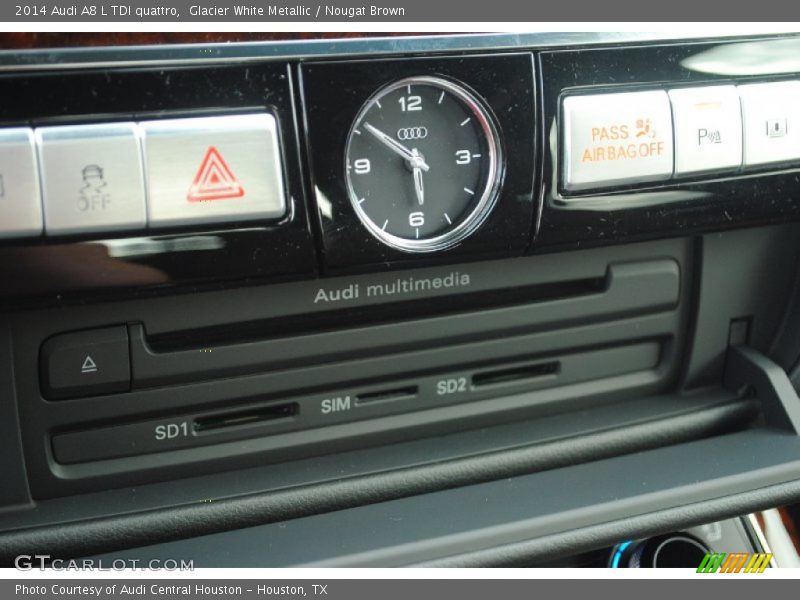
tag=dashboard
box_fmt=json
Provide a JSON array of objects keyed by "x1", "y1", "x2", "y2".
[{"x1": 2, "y1": 31, "x2": 800, "y2": 567}]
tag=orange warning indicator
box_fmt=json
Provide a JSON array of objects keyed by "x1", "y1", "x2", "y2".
[
  {"x1": 580, "y1": 117, "x2": 666, "y2": 163},
  {"x1": 187, "y1": 146, "x2": 245, "y2": 203}
]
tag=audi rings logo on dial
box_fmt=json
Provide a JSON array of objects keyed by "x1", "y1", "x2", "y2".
[{"x1": 396, "y1": 127, "x2": 428, "y2": 140}]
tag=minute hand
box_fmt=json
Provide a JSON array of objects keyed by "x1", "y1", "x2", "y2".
[{"x1": 364, "y1": 123, "x2": 430, "y2": 171}]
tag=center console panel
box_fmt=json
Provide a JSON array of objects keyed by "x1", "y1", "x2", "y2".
[{"x1": 5, "y1": 33, "x2": 800, "y2": 565}]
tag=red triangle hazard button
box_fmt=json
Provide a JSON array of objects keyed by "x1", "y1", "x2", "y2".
[{"x1": 187, "y1": 146, "x2": 245, "y2": 202}]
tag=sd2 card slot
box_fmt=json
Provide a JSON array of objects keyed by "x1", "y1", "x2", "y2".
[{"x1": 472, "y1": 361, "x2": 560, "y2": 388}]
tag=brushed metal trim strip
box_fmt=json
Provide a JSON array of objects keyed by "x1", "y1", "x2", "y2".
[{"x1": 0, "y1": 31, "x2": 799, "y2": 72}]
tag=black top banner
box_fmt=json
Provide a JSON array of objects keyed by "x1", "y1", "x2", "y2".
[{"x1": 4, "y1": 0, "x2": 800, "y2": 22}]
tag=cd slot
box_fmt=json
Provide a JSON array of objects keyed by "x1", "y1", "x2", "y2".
[
  {"x1": 130, "y1": 260, "x2": 680, "y2": 390},
  {"x1": 148, "y1": 276, "x2": 606, "y2": 351}
]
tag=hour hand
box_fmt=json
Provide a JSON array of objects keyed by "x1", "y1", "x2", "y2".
[
  {"x1": 412, "y1": 149, "x2": 425, "y2": 206},
  {"x1": 364, "y1": 122, "x2": 430, "y2": 171}
]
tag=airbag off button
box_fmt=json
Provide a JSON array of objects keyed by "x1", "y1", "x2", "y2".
[{"x1": 561, "y1": 90, "x2": 674, "y2": 191}]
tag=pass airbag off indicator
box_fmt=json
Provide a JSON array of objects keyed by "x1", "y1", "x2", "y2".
[{"x1": 561, "y1": 90, "x2": 674, "y2": 191}]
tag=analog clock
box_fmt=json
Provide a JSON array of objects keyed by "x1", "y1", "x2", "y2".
[{"x1": 344, "y1": 76, "x2": 503, "y2": 253}]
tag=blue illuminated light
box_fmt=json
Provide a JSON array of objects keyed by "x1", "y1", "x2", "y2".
[{"x1": 611, "y1": 541, "x2": 633, "y2": 569}]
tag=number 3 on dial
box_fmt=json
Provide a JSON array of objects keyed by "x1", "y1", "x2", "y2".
[{"x1": 344, "y1": 76, "x2": 503, "y2": 253}]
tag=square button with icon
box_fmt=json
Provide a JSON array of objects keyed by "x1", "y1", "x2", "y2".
[
  {"x1": 669, "y1": 85, "x2": 743, "y2": 176},
  {"x1": 36, "y1": 122, "x2": 147, "y2": 236},
  {"x1": 561, "y1": 90, "x2": 674, "y2": 191},
  {"x1": 141, "y1": 113, "x2": 286, "y2": 229},
  {"x1": 39, "y1": 325, "x2": 131, "y2": 400},
  {"x1": 739, "y1": 81, "x2": 800, "y2": 167}
]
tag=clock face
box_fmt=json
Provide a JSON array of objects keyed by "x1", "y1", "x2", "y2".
[{"x1": 344, "y1": 76, "x2": 503, "y2": 253}]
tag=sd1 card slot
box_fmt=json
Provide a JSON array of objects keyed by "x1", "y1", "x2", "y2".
[{"x1": 194, "y1": 402, "x2": 298, "y2": 434}]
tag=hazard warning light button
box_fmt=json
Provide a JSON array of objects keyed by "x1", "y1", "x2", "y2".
[
  {"x1": 141, "y1": 113, "x2": 285, "y2": 228},
  {"x1": 562, "y1": 90, "x2": 674, "y2": 191}
]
